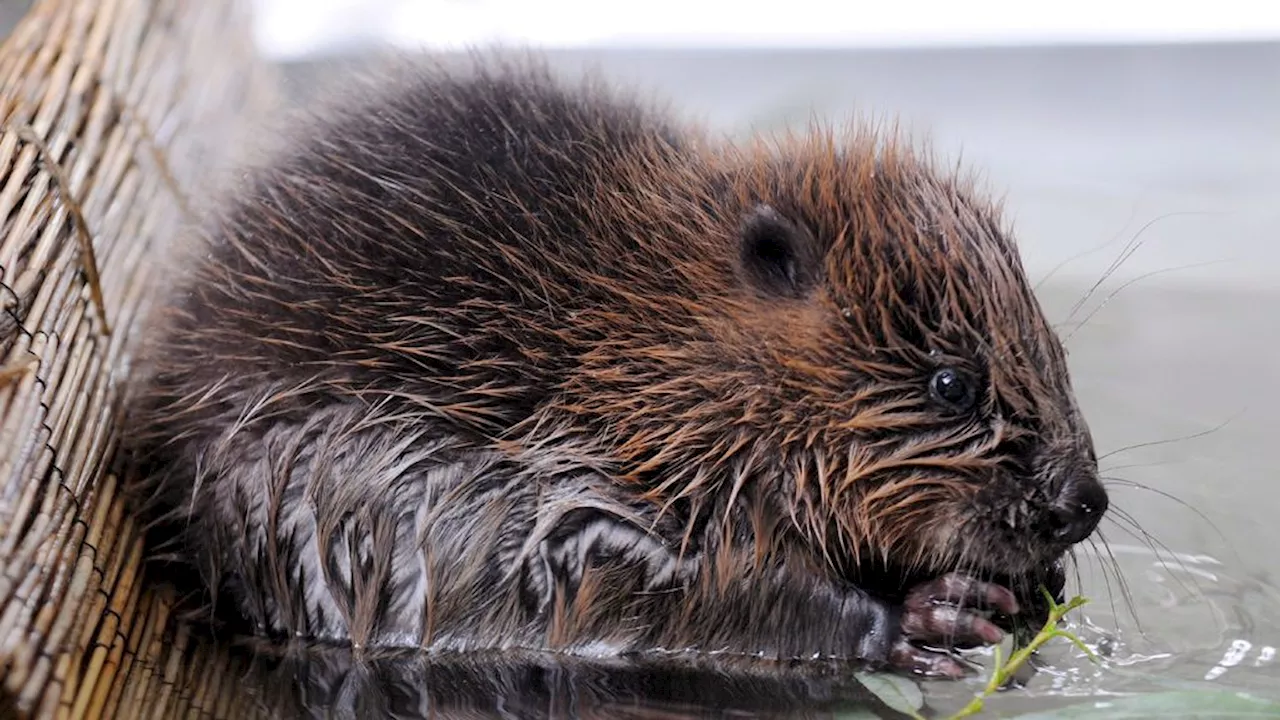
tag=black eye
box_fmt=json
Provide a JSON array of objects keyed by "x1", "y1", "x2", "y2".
[{"x1": 929, "y1": 368, "x2": 977, "y2": 412}]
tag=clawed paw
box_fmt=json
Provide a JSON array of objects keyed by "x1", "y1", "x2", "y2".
[{"x1": 888, "y1": 572, "x2": 1020, "y2": 679}]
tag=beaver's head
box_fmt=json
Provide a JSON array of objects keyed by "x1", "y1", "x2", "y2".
[
  {"x1": 727, "y1": 133, "x2": 1106, "y2": 585},
  {"x1": 554, "y1": 126, "x2": 1106, "y2": 588}
]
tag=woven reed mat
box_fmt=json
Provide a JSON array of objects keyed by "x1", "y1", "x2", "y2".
[{"x1": 0, "y1": 0, "x2": 278, "y2": 717}]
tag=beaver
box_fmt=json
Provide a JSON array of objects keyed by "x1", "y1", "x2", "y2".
[{"x1": 123, "y1": 55, "x2": 1108, "y2": 679}]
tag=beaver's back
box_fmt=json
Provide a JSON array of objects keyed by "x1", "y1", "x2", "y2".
[{"x1": 176, "y1": 64, "x2": 712, "y2": 388}]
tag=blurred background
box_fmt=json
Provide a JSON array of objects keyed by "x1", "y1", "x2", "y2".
[
  {"x1": 3, "y1": 0, "x2": 1278, "y2": 712},
  {"x1": 237, "y1": 0, "x2": 1280, "y2": 287},
  {"x1": 5, "y1": 1, "x2": 1275, "y2": 283}
]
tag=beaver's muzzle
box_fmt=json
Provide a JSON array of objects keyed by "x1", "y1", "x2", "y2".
[{"x1": 1043, "y1": 472, "x2": 1108, "y2": 545}]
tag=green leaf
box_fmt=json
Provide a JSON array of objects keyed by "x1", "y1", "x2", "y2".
[
  {"x1": 853, "y1": 671, "x2": 925, "y2": 718},
  {"x1": 1010, "y1": 690, "x2": 1280, "y2": 719}
]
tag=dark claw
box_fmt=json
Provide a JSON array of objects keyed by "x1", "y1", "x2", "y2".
[
  {"x1": 907, "y1": 573, "x2": 1020, "y2": 616},
  {"x1": 888, "y1": 639, "x2": 976, "y2": 679},
  {"x1": 886, "y1": 572, "x2": 1018, "y2": 676},
  {"x1": 996, "y1": 560, "x2": 1069, "y2": 638},
  {"x1": 901, "y1": 603, "x2": 1005, "y2": 648}
]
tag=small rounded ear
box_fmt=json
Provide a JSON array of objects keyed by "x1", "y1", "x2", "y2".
[{"x1": 738, "y1": 204, "x2": 822, "y2": 298}]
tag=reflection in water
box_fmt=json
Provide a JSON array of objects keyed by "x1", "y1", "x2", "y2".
[{"x1": 230, "y1": 641, "x2": 917, "y2": 719}]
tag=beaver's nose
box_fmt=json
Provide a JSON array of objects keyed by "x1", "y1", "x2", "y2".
[{"x1": 1045, "y1": 474, "x2": 1109, "y2": 545}]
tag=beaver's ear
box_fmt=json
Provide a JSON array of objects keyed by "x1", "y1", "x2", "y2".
[{"x1": 737, "y1": 204, "x2": 822, "y2": 299}]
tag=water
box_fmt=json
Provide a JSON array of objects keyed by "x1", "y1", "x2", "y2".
[
  {"x1": 128, "y1": 42, "x2": 1280, "y2": 717},
  {"x1": 220, "y1": 644, "x2": 907, "y2": 718}
]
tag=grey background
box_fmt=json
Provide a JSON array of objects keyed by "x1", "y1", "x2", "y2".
[
  {"x1": 0, "y1": 0, "x2": 31, "y2": 38},
  {"x1": 281, "y1": 42, "x2": 1280, "y2": 286}
]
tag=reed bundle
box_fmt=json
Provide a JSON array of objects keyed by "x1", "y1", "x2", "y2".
[{"x1": 1, "y1": 1, "x2": 276, "y2": 716}]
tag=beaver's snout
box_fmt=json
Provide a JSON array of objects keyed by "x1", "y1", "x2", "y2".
[{"x1": 1044, "y1": 473, "x2": 1108, "y2": 545}]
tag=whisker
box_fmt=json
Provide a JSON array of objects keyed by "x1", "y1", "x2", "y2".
[
  {"x1": 1061, "y1": 260, "x2": 1229, "y2": 342},
  {"x1": 1101, "y1": 509, "x2": 1203, "y2": 603},
  {"x1": 1099, "y1": 529, "x2": 1145, "y2": 632},
  {"x1": 1101, "y1": 476, "x2": 1231, "y2": 550},
  {"x1": 1098, "y1": 459, "x2": 1180, "y2": 473},
  {"x1": 1064, "y1": 221, "x2": 1151, "y2": 322},
  {"x1": 1034, "y1": 198, "x2": 1146, "y2": 292},
  {"x1": 1069, "y1": 547, "x2": 1084, "y2": 600},
  {"x1": 1104, "y1": 507, "x2": 1182, "y2": 568},
  {"x1": 1082, "y1": 536, "x2": 1122, "y2": 630},
  {"x1": 955, "y1": 555, "x2": 976, "y2": 651},
  {"x1": 1096, "y1": 411, "x2": 1241, "y2": 461},
  {"x1": 1062, "y1": 211, "x2": 1220, "y2": 324}
]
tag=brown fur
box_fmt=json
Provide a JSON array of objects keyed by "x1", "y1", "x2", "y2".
[{"x1": 122, "y1": 55, "x2": 1105, "y2": 677}]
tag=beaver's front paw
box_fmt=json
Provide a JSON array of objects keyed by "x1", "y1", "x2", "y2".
[{"x1": 888, "y1": 572, "x2": 1019, "y2": 679}]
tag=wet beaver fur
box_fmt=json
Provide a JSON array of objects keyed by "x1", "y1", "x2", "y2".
[{"x1": 124, "y1": 56, "x2": 1108, "y2": 678}]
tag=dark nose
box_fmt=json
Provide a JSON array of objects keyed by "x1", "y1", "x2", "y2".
[{"x1": 1046, "y1": 475, "x2": 1109, "y2": 545}]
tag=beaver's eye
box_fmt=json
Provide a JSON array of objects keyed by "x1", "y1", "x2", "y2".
[{"x1": 929, "y1": 368, "x2": 977, "y2": 412}]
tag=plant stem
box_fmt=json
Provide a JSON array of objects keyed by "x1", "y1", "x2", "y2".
[{"x1": 945, "y1": 592, "x2": 1095, "y2": 720}]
